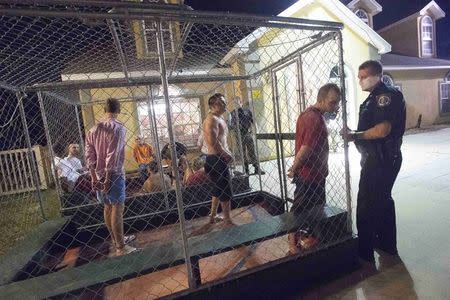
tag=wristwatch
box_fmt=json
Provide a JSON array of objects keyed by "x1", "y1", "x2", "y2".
[{"x1": 350, "y1": 131, "x2": 364, "y2": 140}]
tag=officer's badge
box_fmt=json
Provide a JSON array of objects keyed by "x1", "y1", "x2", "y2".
[{"x1": 376, "y1": 94, "x2": 391, "y2": 107}]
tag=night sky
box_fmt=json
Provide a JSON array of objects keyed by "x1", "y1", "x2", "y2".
[{"x1": 185, "y1": 0, "x2": 450, "y2": 59}]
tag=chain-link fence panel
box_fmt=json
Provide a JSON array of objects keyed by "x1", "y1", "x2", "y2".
[
  {"x1": 0, "y1": 84, "x2": 60, "y2": 258},
  {"x1": 0, "y1": 2, "x2": 352, "y2": 299}
]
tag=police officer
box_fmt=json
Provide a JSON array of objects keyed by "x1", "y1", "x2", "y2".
[
  {"x1": 229, "y1": 97, "x2": 265, "y2": 175},
  {"x1": 343, "y1": 60, "x2": 406, "y2": 262}
]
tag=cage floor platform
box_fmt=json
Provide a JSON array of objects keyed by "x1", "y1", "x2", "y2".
[
  {"x1": 60, "y1": 205, "x2": 281, "y2": 299},
  {"x1": 0, "y1": 200, "x2": 354, "y2": 299}
]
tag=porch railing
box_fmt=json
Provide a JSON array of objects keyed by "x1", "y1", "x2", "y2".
[{"x1": 0, "y1": 145, "x2": 51, "y2": 196}]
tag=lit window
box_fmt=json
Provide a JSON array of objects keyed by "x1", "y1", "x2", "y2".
[
  {"x1": 143, "y1": 21, "x2": 175, "y2": 56},
  {"x1": 131, "y1": 0, "x2": 180, "y2": 59},
  {"x1": 440, "y1": 72, "x2": 450, "y2": 114},
  {"x1": 421, "y1": 16, "x2": 433, "y2": 56},
  {"x1": 355, "y1": 9, "x2": 369, "y2": 25},
  {"x1": 137, "y1": 89, "x2": 201, "y2": 148}
]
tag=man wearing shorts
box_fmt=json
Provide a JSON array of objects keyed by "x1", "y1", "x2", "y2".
[
  {"x1": 85, "y1": 98, "x2": 136, "y2": 256},
  {"x1": 203, "y1": 93, "x2": 234, "y2": 226},
  {"x1": 287, "y1": 83, "x2": 341, "y2": 254}
]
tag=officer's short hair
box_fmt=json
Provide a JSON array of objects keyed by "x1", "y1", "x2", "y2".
[
  {"x1": 104, "y1": 98, "x2": 121, "y2": 113},
  {"x1": 359, "y1": 60, "x2": 383, "y2": 76},
  {"x1": 208, "y1": 93, "x2": 225, "y2": 108},
  {"x1": 317, "y1": 83, "x2": 341, "y2": 101}
]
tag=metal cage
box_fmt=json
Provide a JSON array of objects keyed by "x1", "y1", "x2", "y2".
[{"x1": 0, "y1": 1, "x2": 353, "y2": 298}]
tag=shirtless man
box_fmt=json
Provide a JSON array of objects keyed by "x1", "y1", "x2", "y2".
[{"x1": 203, "y1": 93, "x2": 234, "y2": 225}]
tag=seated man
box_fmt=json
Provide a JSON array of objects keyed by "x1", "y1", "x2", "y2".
[
  {"x1": 161, "y1": 142, "x2": 187, "y2": 161},
  {"x1": 64, "y1": 143, "x2": 92, "y2": 195},
  {"x1": 183, "y1": 157, "x2": 209, "y2": 186},
  {"x1": 142, "y1": 161, "x2": 172, "y2": 193},
  {"x1": 133, "y1": 137, "x2": 155, "y2": 181},
  {"x1": 52, "y1": 142, "x2": 71, "y2": 192},
  {"x1": 161, "y1": 142, "x2": 188, "y2": 184}
]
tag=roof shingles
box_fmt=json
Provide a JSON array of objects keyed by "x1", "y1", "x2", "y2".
[{"x1": 381, "y1": 53, "x2": 450, "y2": 69}]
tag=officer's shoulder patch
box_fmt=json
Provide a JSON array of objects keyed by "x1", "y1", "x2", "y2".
[{"x1": 376, "y1": 94, "x2": 391, "y2": 107}]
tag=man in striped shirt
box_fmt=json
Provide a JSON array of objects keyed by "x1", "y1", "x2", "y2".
[{"x1": 85, "y1": 98, "x2": 136, "y2": 256}]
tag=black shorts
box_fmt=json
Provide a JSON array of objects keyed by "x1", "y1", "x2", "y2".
[
  {"x1": 291, "y1": 176, "x2": 325, "y2": 213},
  {"x1": 204, "y1": 155, "x2": 232, "y2": 202}
]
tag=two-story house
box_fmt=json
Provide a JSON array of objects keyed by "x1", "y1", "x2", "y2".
[
  {"x1": 227, "y1": 0, "x2": 450, "y2": 133},
  {"x1": 259, "y1": 0, "x2": 450, "y2": 129},
  {"x1": 346, "y1": 0, "x2": 450, "y2": 128}
]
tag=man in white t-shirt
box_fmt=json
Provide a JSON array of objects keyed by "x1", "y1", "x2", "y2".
[
  {"x1": 52, "y1": 143, "x2": 92, "y2": 196},
  {"x1": 64, "y1": 143, "x2": 86, "y2": 184},
  {"x1": 52, "y1": 143, "x2": 72, "y2": 192}
]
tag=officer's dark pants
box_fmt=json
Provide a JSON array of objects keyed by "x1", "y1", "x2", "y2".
[
  {"x1": 239, "y1": 132, "x2": 259, "y2": 171},
  {"x1": 357, "y1": 153, "x2": 402, "y2": 261}
]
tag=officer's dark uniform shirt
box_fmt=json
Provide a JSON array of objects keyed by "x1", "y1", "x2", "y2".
[
  {"x1": 356, "y1": 82, "x2": 406, "y2": 162},
  {"x1": 230, "y1": 107, "x2": 253, "y2": 135}
]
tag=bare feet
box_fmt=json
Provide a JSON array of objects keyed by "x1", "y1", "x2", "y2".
[
  {"x1": 288, "y1": 244, "x2": 300, "y2": 255},
  {"x1": 288, "y1": 233, "x2": 300, "y2": 255},
  {"x1": 298, "y1": 236, "x2": 319, "y2": 250},
  {"x1": 55, "y1": 247, "x2": 81, "y2": 270},
  {"x1": 287, "y1": 249, "x2": 300, "y2": 256},
  {"x1": 208, "y1": 214, "x2": 224, "y2": 224},
  {"x1": 109, "y1": 235, "x2": 136, "y2": 252}
]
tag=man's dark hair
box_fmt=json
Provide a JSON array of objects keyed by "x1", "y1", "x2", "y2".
[
  {"x1": 161, "y1": 142, "x2": 187, "y2": 160},
  {"x1": 208, "y1": 93, "x2": 225, "y2": 108},
  {"x1": 53, "y1": 142, "x2": 65, "y2": 158},
  {"x1": 104, "y1": 98, "x2": 121, "y2": 113},
  {"x1": 359, "y1": 60, "x2": 383, "y2": 76},
  {"x1": 317, "y1": 83, "x2": 341, "y2": 101},
  {"x1": 148, "y1": 161, "x2": 159, "y2": 173}
]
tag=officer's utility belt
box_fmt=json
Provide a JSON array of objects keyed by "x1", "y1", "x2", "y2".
[
  {"x1": 358, "y1": 140, "x2": 401, "y2": 163},
  {"x1": 384, "y1": 138, "x2": 402, "y2": 155}
]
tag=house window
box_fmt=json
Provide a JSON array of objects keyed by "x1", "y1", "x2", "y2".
[
  {"x1": 355, "y1": 9, "x2": 369, "y2": 25},
  {"x1": 137, "y1": 96, "x2": 201, "y2": 148},
  {"x1": 440, "y1": 72, "x2": 450, "y2": 114},
  {"x1": 382, "y1": 74, "x2": 402, "y2": 91},
  {"x1": 142, "y1": 20, "x2": 175, "y2": 56},
  {"x1": 131, "y1": 0, "x2": 181, "y2": 59},
  {"x1": 421, "y1": 16, "x2": 433, "y2": 56}
]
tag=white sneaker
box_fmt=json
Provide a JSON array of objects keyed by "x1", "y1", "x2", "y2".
[
  {"x1": 124, "y1": 234, "x2": 136, "y2": 244},
  {"x1": 115, "y1": 244, "x2": 138, "y2": 257}
]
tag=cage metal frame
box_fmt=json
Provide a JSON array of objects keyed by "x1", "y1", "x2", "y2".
[{"x1": 0, "y1": 0, "x2": 352, "y2": 294}]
